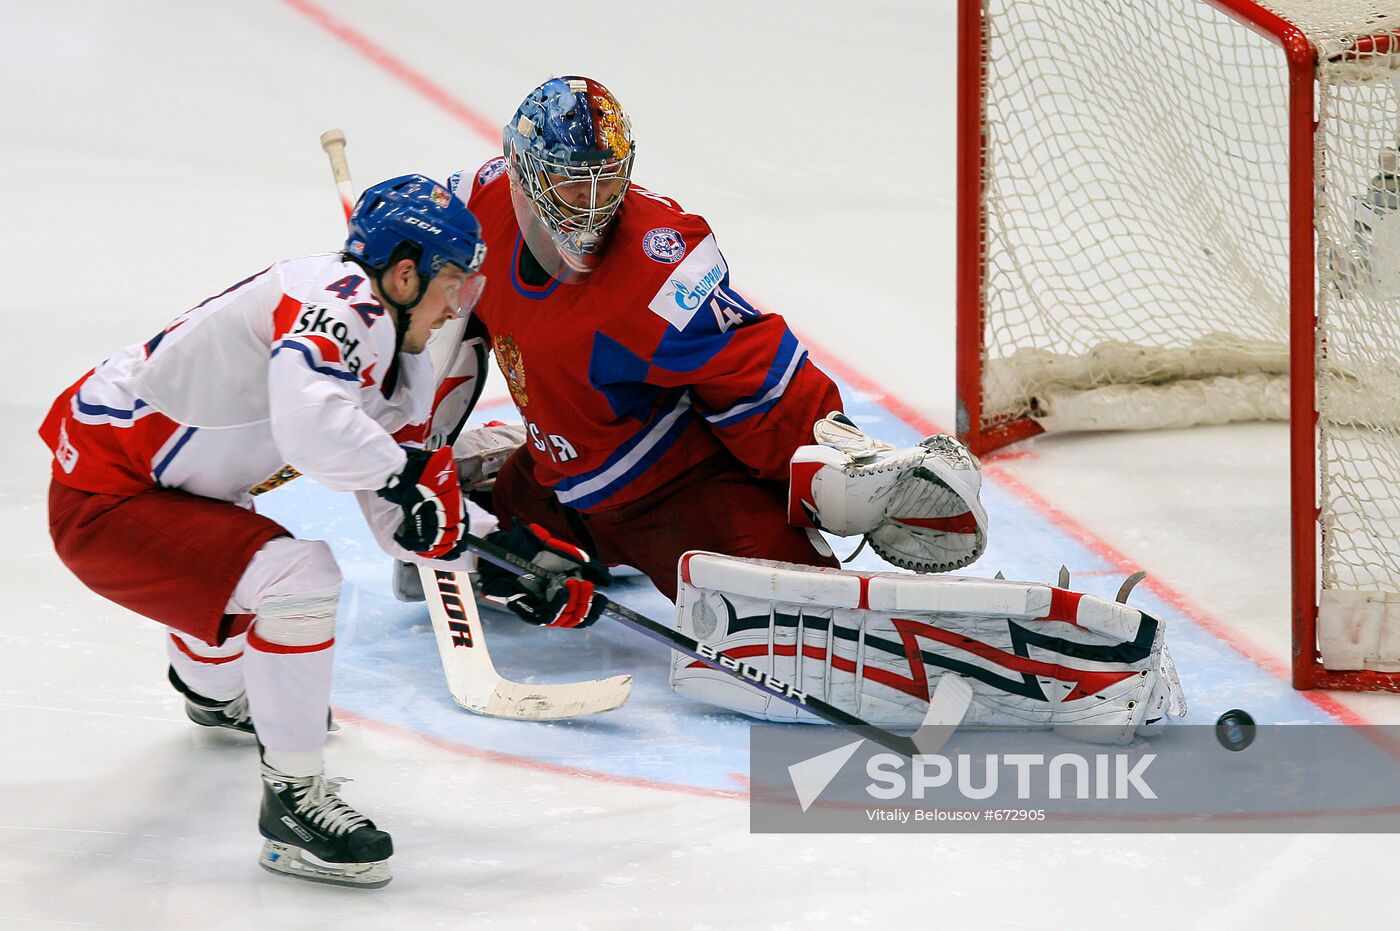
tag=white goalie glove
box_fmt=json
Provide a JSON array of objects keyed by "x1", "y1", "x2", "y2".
[
  {"x1": 788, "y1": 412, "x2": 988, "y2": 572},
  {"x1": 451, "y1": 421, "x2": 527, "y2": 490},
  {"x1": 670, "y1": 553, "x2": 1187, "y2": 743}
]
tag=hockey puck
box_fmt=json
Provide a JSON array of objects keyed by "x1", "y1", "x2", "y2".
[{"x1": 1215, "y1": 709, "x2": 1256, "y2": 752}]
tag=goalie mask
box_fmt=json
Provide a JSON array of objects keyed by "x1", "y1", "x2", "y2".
[{"x1": 503, "y1": 76, "x2": 635, "y2": 284}]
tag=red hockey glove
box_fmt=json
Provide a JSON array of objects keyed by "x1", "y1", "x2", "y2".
[
  {"x1": 377, "y1": 446, "x2": 466, "y2": 558},
  {"x1": 476, "y1": 523, "x2": 612, "y2": 628}
]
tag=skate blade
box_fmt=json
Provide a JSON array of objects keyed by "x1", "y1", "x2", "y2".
[{"x1": 259, "y1": 839, "x2": 391, "y2": 889}]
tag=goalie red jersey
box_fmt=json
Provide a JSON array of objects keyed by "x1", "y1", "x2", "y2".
[{"x1": 452, "y1": 158, "x2": 843, "y2": 513}]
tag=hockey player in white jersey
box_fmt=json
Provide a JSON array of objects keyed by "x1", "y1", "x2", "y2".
[{"x1": 39, "y1": 174, "x2": 487, "y2": 888}]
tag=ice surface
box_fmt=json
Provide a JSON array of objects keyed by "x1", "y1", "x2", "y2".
[{"x1": 4, "y1": 1, "x2": 1397, "y2": 926}]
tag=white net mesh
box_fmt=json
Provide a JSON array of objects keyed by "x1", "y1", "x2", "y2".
[{"x1": 973, "y1": 0, "x2": 1400, "y2": 652}]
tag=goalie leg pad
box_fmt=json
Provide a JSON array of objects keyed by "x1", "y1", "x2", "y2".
[{"x1": 671, "y1": 552, "x2": 1186, "y2": 741}]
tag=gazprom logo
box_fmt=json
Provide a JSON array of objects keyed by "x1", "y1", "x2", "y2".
[
  {"x1": 647, "y1": 233, "x2": 728, "y2": 331},
  {"x1": 672, "y1": 264, "x2": 724, "y2": 311}
]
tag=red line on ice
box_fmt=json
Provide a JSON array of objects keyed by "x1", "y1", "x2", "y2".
[
  {"x1": 275, "y1": 0, "x2": 500, "y2": 140},
  {"x1": 333, "y1": 708, "x2": 749, "y2": 802}
]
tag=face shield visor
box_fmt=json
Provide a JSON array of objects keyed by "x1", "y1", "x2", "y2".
[
  {"x1": 423, "y1": 268, "x2": 486, "y2": 354},
  {"x1": 508, "y1": 145, "x2": 633, "y2": 284},
  {"x1": 448, "y1": 270, "x2": 492, "y2": 317}
]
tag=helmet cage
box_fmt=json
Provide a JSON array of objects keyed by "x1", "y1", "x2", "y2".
[
  {"x1": 502, "y1": 77, "x2": 636, "y2": 280},
  {"x1": 512, "y1": 144, "x2": 634, "y2": 259}
]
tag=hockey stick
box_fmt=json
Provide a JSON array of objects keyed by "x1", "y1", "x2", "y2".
[
  {"x1": 419, "y1": 566, "x2": 632, "y2": 718},
  {"x1": 415, "y1": 329, "x2": 631, "y2": 719},
  {"x1": 319, "y1": 129, "x2": 356, "y2": 221},
  {"x1": 317, "y1": 129, "x2": 631, "y2": 719},
  {"x1": 461, "y1": 530, "x2": 971, "y2": 758}
]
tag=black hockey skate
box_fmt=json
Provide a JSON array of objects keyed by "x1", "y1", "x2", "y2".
[
  {"x1": 167, "y1": 666, "x2": 254, "y2": 734},
  {"x1": 168, "y1": 667, "x2": 337, "y2": 735},
  {"x1": 258, "y1": 768, "x2": 393, "y2": 888}
]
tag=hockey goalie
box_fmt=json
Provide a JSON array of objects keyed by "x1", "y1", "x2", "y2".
[
  {"x1": 383, "y1": 71, "x2": 1186, "y2": 737},
  {"x1": 433, "y1": 400, "x2": 1184, "y2": 741}
]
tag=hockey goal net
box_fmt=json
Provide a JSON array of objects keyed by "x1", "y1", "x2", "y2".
[{"x1": 957, "y1": 0, "x2": 1400, "y2": 690}]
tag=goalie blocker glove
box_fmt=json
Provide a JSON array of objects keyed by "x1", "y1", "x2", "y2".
[
  {"x1": 477, "y1": 523, "x2": 612, "y2": 628},
  {"x1": 377, "y1": 447, "x2": 466, "y2": 558},
  {"x1": 788, "y1": 412, "x2": 988, "y2": 572},
  {"x1": 451, "y1": 421, "x2": 527, "y2": 490}
]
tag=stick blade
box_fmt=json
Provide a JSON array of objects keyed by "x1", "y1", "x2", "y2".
[
  {"x1": 912, "y1": 673, "x2": 973, "y2": 755},
  {"x1": 470, "y1": 674, "x2": 634, "y2": 720}
]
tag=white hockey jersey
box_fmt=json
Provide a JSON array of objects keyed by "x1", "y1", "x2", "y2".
[{"x1": 40, "y1": 254, "x2": 433, "y2": 505}]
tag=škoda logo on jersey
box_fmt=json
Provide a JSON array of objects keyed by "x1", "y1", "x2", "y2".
[{"x1": 292, "y1": 304, "x2": 367, "y2": 376}]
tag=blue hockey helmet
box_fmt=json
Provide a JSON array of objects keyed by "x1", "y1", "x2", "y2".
[
  {"x1": 346, "y1": 174, "x2": 487, "y2": 282},
  {"x1": 503, "y1": 76, "x2": 635, "y2": 282}
]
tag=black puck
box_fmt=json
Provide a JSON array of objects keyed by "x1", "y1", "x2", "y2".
[{"x1": 1215, "y1": 709, "x2": 1256, "y2": 751}]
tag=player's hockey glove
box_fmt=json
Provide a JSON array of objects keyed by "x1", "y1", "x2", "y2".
[
  {"x1": 377, "y1": 446, "x2": 466, "y2": 559},
  {"x1": 476, "y1": 523, "x2": 612, "y2": 628}
]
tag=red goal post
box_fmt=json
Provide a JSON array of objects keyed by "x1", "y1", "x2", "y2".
[{"x1": 957, "y1": 0, "x2": 1400, "y2": 692}]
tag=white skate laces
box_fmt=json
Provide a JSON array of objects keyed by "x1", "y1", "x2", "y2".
[{"x1": 285, "y1": 774, "x2": 371, "y2": 836}]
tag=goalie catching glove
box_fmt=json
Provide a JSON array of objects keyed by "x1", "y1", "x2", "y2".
[
  {"x1": 377, "y1": 446, "x2": 466, "y2": 559},
  {"x1": 789, "y1": 412, "x2": 988, "y2": 572},
  {"x1": 476, "y1": 523, "x2": 613, "y2": 628}
]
